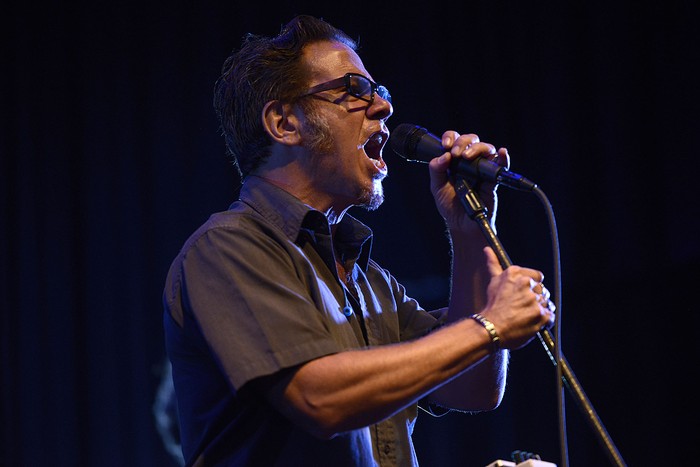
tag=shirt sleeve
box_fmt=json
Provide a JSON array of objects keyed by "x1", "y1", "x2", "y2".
[
  {"x1": 365, "y1": 258, "x2": 448, "y2": 342},
  {"x1": 173, "y1": 218, "x2": 343, "y2": 390}
]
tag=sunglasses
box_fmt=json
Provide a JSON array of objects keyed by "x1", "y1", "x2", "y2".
[{"x1": 300, "y1": 72, "x2": 391, "y2": 104}]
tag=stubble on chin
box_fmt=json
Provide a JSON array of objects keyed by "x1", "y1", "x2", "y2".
[{"x1": 361, "y1": 179, "x2": 385, "y2": 211}]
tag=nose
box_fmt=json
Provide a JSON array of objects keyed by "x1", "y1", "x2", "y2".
[{"x1": 367, "y1": 94, "x2": 393, "y2": 121}]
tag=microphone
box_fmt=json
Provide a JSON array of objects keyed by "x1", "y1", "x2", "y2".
[{"x1": 389, "y1": 123, "x2": 537, "y2": 191}]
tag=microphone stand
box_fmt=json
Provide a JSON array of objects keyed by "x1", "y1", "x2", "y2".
[{"x1": 453, "y1": 174, "x2": 627, "y2": 467}]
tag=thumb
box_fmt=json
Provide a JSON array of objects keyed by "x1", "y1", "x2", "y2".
[
  {"x1": 428, "y1": 152, "x2": 451, "y2": 193},
  {"x1": 484, "y1": 246, "x2": 503, "y2": 278}
]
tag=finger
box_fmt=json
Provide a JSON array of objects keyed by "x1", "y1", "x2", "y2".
[
  {"x1": 529, "y1": 279, "x2": 550, "y2": 298},
  {"x1": 447, "y1": 133, "x2": 481, "y2": 157},
  {"x1": 439, "y1": 131, "x2": 463, "y2": 152},
  {"x1": 528, "y1": 273, "x2": 546, "y2": 292},
  {"x1": 428, "y1": 152, "x2": 453, "y2": 192},
  {"x1": 460, "y1": 141, "x2": 496, "y2": 161},
  {"x1": 544, "y1": 302, "x2": 556, "y2": 329},
  {"x1": 483, "y1": 246, "x2": 503, "y2": 277},
  {"x1": 541, "y1": 285, "x2": 551, "y2": 301},
  {"x1": 428, "y1": 151, "x2": 452, "y2": 172},
  {"x1": 494, "y1": 147, "x2": 511, "y2": 170},
  {"x1": 537, "y1": 293, "x2": 554, "y2": 309}
]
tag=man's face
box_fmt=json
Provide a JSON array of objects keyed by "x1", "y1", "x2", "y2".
[{"x1": 298, "y1": 41, "x2": 393, "y2": 212}]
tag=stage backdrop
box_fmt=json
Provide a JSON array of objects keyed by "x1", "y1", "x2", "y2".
[{"x1": 3, "y1": 2, "x2": 698, "y2": 466}]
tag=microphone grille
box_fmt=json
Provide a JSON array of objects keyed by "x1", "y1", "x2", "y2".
[{"x1": 390, "y1": 123, "x2": 427, "y2": 159}]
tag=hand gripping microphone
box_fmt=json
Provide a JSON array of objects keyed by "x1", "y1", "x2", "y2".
[{"x1": 389, "y1": 123, "x2": 537, "y2": 191}]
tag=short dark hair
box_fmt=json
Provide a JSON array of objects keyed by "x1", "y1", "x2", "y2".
[{"x1": 213, "y1": 15, "x2": 357, "y2": 179}]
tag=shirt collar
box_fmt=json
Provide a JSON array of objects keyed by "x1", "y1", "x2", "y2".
[{"x1": 236, "y1": 176, "x2": 374, "y2": 270}]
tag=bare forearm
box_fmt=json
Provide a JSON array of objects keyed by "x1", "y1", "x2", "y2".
[
  {"x1": 272, "y1": 317, "x2": 496, "y2": 438},
  {"x1": 447, "y1": 227, "x2": 491, "y2": 320},
  {"x1": 429, "y1": 228, "x2": 509, "y2": 408}
]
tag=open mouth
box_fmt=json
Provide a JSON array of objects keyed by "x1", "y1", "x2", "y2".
[{"x1": 362, "y1": 131, "x2": 389, "y2": 172}]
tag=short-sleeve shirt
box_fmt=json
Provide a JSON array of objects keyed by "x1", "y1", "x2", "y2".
[{"x1": 163, "y1": 176, "x2": 446, "y2": 466}]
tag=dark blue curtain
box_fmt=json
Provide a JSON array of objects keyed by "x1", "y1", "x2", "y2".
[{"x1": 4, "y1": 2, "x2": 697, "y2": 466}]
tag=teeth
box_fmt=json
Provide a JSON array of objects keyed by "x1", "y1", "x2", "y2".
[
  {"x1": 361, "y1": 132, "x2": 388, "y2": 164},
  {"x1": 364, "y1": 133, "x2": 384, "y2": 147}
]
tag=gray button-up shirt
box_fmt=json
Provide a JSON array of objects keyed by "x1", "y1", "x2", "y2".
[{"x1": 164, "y1": 176, "x2": 446, "y2": 466}]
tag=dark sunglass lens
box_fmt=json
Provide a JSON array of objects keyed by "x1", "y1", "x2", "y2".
[{"x1": 348, "y1": 75, "x2": 373, "y2": 99}]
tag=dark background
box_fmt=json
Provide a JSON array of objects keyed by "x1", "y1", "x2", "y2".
[{"x1": 3, "y1": 1, "x2": 698, "y2": 466}]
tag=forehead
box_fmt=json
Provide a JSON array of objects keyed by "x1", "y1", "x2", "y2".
[{"x1": 302, "y1": 41, "x2": 371, "y2": 83}]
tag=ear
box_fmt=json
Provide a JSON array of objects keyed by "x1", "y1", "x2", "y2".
[{"x1": 261, "y1": 100, "x2": 302, "y2": 146}]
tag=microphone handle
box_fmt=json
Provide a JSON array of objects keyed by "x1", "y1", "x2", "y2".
[{"x1": 393, "y1": 124, "x2": 537, "y2": 191}]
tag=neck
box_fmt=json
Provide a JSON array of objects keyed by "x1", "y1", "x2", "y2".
[{"x1": 255, "y1": 173, "x2": 352, "y2": 226}]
